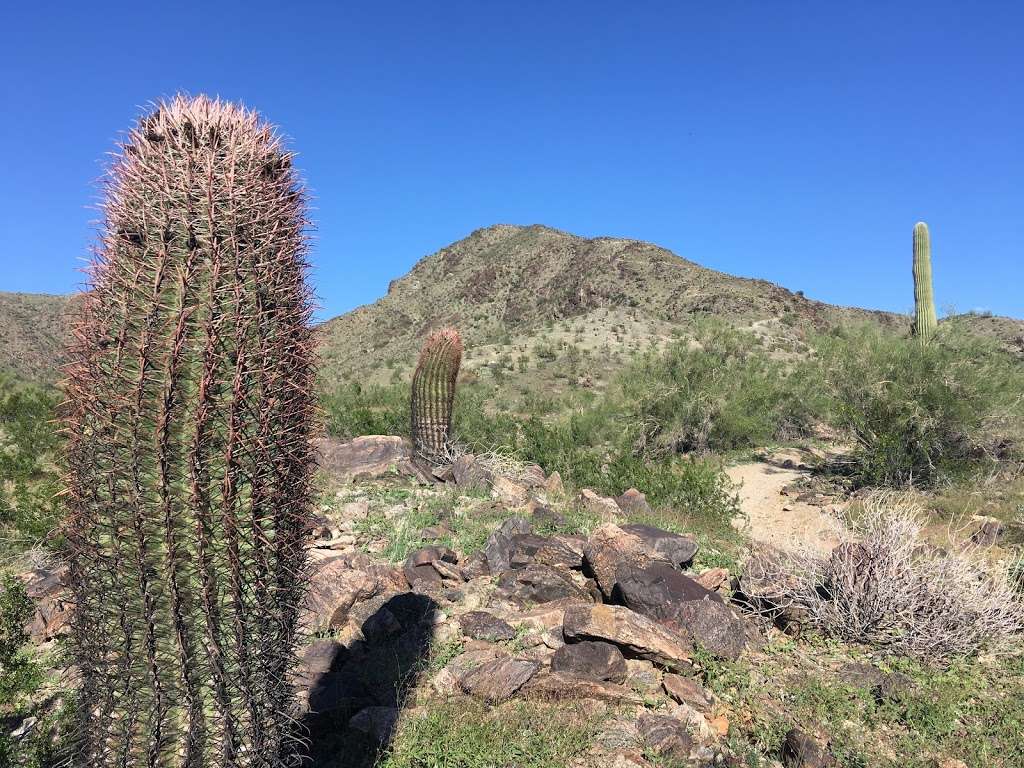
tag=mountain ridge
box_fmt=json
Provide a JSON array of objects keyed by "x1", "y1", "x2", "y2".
[{"x1": 2, "y1": 224, "x2": 1021, "y2": 387}]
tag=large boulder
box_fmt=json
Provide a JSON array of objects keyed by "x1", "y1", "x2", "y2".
[
  {"x1": 584, "y1": 523, "x2": 698, "y2": 597},
  {"x1": 497, "y1": 564, "x2": 590, "y2": 605},
  {"x1": 562, "y1": 603, "x2": 693, "y2": 670},
  {"x1": 550, "y1": 640, "x2": 627, "y2": 683}
]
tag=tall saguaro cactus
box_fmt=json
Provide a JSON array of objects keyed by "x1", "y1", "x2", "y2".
[
  {"x1": 410, "y1": 328, "x2": 462, "y2": 459},
  {"x1": 912, "y1": 221, "x2": 937, "y2": 344},
  {"x1": 63, "y1": 96, "x2": 316, "y2": 768}
]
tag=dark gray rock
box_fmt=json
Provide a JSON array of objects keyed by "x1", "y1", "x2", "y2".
[
  {"x1": 612, "y1": 561, "x2": 722, "y2": 620},
  {"x1": 497, "y1": 564, "x2": 590, "y2": 605},
  {"x1": 550, "y1": 640, "x2": 627, "y2": 683},
  {"x1": 483, "y1": 517, "x2": 532, "y2": 573},
  {"x1": 673, "y1": 599, "x2": 748, "y2": 660}
]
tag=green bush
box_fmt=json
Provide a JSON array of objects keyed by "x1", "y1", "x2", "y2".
[
  {"x1": 0, "y1": 377, "x2": 61, "y2": 558},
  {"x1": 814, "y1": 322, "x2": 1024, "y2": 487},
  {"x1": 620, "y1": 320, "x2": 825, "y2": 455},
  {"x1": 323, "y1": 382, "x2": 409, "y2": 439}
]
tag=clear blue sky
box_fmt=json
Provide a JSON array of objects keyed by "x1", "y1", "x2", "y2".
[{"x1": 1, "y1": 2, "x2": 1021, "y2": 320}]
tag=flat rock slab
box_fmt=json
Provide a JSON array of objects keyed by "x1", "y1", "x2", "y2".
[
  {"x1": 457, "y1": 657, "x2": 539, "y2": 702},
  {"x1": 317, "y1": 435, "x2": 423, "y2": 483},
  {"x1": 562, "y1": 603, "x2": 692, "y2": 670},
  {"x1": 619, "y1": 524, "x2": 698, "y2": 568},
  {"x1": 663, "y1": 673, "x2": 715, "y2": 713},
  {"x1": 522, "y1": 671, "x2": 643, "y2": 704}
]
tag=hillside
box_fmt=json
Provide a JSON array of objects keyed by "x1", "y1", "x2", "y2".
[
  {"x1": 0, "y1": 291, "x2": 72, "y2": 384},
  {"x1": 2, "y1": 225, "x2": 1021, "y2": 389},
  {"x1": 318, "y1": 224, "x2": 895, "y2": 388}
]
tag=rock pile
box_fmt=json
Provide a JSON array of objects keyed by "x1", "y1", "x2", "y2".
[{"x1": 296, "y1": 474, "x2": 757, "y2": 767}]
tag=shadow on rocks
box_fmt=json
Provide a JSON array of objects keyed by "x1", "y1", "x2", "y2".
[{"x1": 297, "y1": 591, "x2": 439, "y2": 768}]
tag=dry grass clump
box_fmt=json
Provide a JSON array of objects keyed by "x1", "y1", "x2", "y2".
[{"x1": 749, "y1": 493, "x2": 1024, "y2": 663}]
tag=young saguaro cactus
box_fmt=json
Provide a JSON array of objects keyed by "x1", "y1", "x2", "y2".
[
  {"x1": 63, "y1": 96, "x2": 316, "y2": 768},
  {"x1": 912, "y1": 221, "x2": 937, "y2": 344},
  {"x1": 410, "y1": 328, "x2": 462, "y2": 459}
]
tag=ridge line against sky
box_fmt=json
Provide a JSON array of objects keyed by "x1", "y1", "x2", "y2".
[{"x1": 1, "y1": 1, "x2": 1021, "y2": 320}]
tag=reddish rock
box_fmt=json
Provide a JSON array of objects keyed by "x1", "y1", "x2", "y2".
[{"x1": 562, "y1": 603, "x2": 693, "y2": 670}]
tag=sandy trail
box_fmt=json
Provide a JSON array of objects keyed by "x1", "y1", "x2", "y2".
[{"x1": 727, "y1": 455, "x2": 842, "y2": 556}]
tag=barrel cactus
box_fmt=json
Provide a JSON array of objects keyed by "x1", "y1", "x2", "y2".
[
  {"x1": 912, "y1": 221, "x2": 937, "y2": 344},
  {"x1": 62, "y1": 95, "x2": 316, "y2": 767},
  {"x1": 410, "y1": 328, "x2": 462, "y2": 459}
]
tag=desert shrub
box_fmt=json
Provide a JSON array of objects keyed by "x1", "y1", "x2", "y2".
[
  {"x1": 760, "y1": 494, "x2": 1024, "y2": 663},
  {"x1": 0, "y1": 575, "x2": 38, "y2": 705},
  {"x1": 814, "y1": 323, "x2": 1024, "y2": 487},
  {"x1": 0, "y1": 377, "x2": 61, "y2": 558},
  {"x1": 620, "y1": 320, "x2": 825, "y2": 455},
  {"x1": 0, "y1": 574, "x2": 48, "y2": 766},
  {"x1": 323, "y1": 382, "x2": 409, "y2": 439}
]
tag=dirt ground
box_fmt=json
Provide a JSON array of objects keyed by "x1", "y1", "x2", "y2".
[{"x1": 727, "y1": 453, "x2": 842, "y2": 556}]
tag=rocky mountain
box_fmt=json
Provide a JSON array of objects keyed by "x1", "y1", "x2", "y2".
[
  {"x1": 3, "y1": 224, "x2": 1021, "y2": 388},
  {"x1": 318, "y1": 224, "x2": 906, "y2": 385}
]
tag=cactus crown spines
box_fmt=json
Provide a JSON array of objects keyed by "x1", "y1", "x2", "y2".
[
  {"x1": 912, "y1": 220, "x2": 937, "y2": 345},
  {"x1": 63, "y1": 95, "x2": 315, "y2": 768},
  {"x1": 410, "y1": 327, "x2": 463, "y2": 459}
]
